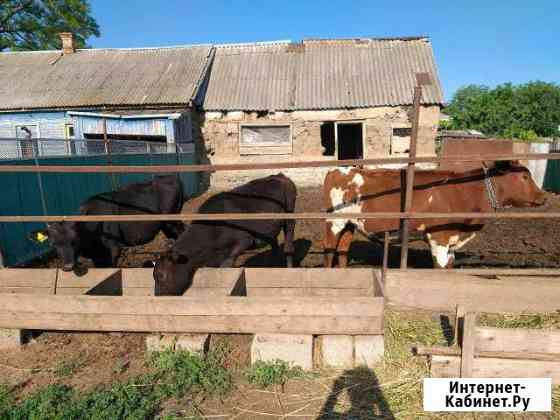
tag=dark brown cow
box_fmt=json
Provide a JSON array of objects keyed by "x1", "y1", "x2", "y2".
[{"x1": 323, "y1": 161, "x2": 546, "y2": 268}]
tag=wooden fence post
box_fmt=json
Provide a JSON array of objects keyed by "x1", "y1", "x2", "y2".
[{"x1": 460, "y1": 312, "x2": 477, "y2": 377}]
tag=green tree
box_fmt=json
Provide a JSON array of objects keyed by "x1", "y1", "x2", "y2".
[
  {"x1": 0, "y1": 0, "x2": 100, "y2": 52},
  {"x1": 446, "y1": 82, "x2": 560, "y2": 140}
]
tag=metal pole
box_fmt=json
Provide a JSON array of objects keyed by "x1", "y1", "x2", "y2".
[
  {"x1": 400, "y1": 73, "x2": 431, "y2": 268},
  {"x1": 103, "y1": 118, "x2": 118, "y2": 190},
  {"x1": 34, "y1": 140, "x2": 48, "y2": 218}
]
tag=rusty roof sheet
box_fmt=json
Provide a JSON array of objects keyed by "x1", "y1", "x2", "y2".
[
  {"x1": 202, "y1": 37, "x2": 444, "y2": 111},
  {"x1": 0, "y1": 45, "x2": 213, "y2": 110}
]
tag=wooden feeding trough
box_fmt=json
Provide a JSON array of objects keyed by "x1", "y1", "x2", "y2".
[
  {"x1": 0, "y1": 267, "x2": 384, "y2": 370},
  {"x1": 416, "y1": 307, "x2": 560, "y2": 384}
]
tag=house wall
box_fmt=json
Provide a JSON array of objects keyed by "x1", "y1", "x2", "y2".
[
  {"x1": 0, "y1": 111, "x2": 70, "y2": 139},
  {"x1": 194, "y1": 105, "x2": 440, "y2": 188}
]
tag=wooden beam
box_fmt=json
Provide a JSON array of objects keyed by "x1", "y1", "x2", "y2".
[
  {"x1": 0, "y1": 294, "x2": 383, "y2": 335},
  {"x1": 416, "y1": 345, "x2": 560, "y2": 362},
  {"x1": 476, "y1": 327, "x2": 560, "y2": 354},
  {"x1": 430, "y1": 355, "x2": 560, "y2": 384},
  {"x1": 1, "y1": 211, "x2": 559, "y2": 223},
  {"x1": 244, "y1": 268, "x2": 374, "y2": 289},
  {"x1": 454, "y1": 305, "x2": 466, "y2": 346},
  {"x1": 0, "y1": 153, "x2": 558, "y2": 174},
  {"x1": 385, "y1": 271, "x2": 560, "y2": 313},
  {"x1": 460, "y1": 312, "x2": 476, "y2": 377},
  {"x1": 400, "y1": 81, "x2": 423, "y2": 268}
]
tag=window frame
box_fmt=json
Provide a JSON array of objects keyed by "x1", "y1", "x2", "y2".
[{"x1": 239, "y1": 123, "x2": 293, "y2": 155}]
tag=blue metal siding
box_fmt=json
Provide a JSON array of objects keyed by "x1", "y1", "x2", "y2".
[
  {"x1": 72, "y1": 115, "x2": 172, "y2": 139},
  {"x1": 0, "y1": 111, "x2": 69, "y2": 139},
  {"x1": 0, "y1": 152, "x2": 202, "y2": 267}
]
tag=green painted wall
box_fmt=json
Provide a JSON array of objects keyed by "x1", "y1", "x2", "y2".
[{"x1": 0, "y1": 153, "x2": 201, "y2": 267}]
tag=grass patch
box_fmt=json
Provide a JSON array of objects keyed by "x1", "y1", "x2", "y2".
[
  {"x1": 478, "y1": 311, "x2": 560, "y2": 329},
  {"x1": 245, "y1": 359, "x2": 305, "y2": 388},
  {"x1": 148, "y1": 347, "x2": 232, "y2": 399}
]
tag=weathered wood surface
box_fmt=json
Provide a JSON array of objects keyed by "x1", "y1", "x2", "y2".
[
  {"x1": 0, "y1": 294, "x2": 383, "y2": 334},
  {"x1": 385, "y1": 270, "x2": 560, "y2": 313},
  {"x1": 476, "y1": 327, "x2": 560, "y2": 354},
  {"x1": 416, "y1": 345, "x2": 560, "y2": 362},
  {"x1": 184, "y1": 268, "x2": 245, "y2": 297},
  {"x1": 0, "y1": 268, "x2": 122, "y2": 295},
  {"x1": 430, "y1": 355, "x2": 560, "y2": 384},
  {"x1": 460, "y1": 312, "x2": 476, "y2": 377},
  {"x1": 245, "y1": 268, "x2": 376, "y2": 290}
]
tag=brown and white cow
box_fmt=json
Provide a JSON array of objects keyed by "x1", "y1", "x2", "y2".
[{"x1": 323, "y1": 161, "x2": 546, "y2": 268}]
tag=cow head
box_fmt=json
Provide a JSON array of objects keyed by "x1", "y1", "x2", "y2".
[
  {"x1": 495, "y1": 160, "x2": 546, "y2": 208},
  {"x1": 153, "y1": 251, "x2": 191, "y2": 296},
  {"x1": 29, "y1": 222, "x2": 79, "y2": 272}
]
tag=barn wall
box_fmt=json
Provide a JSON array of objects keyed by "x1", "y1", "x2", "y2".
[{"x1": 194, "y1": 105, "x2": 440, "y2": 188}]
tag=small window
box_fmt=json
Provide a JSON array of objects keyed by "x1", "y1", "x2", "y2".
[
  {"x1": 391, "y1": 127, "x2": 412, "y2": 155},
  {"x1": 240, "y1": 125, "x2": 291, "y2": 146},
  {"x1": 239, "y1": 125, "x2": 292, "y2": 155},
  {"x1": 65, "y1": 124, "x2": 75, "y2": 138}
]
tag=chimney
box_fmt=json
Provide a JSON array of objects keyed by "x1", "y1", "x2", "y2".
[{"x1": 59, "y1": 32, "x2": 75, "y2": 54}]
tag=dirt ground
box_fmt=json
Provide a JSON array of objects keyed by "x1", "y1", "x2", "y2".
[
  {"x1": 5, "y1": 187, "x2": 560, "y2": 419},
  {"x1": 117, "y1": 187, "x2": 560, "y2": 270}
]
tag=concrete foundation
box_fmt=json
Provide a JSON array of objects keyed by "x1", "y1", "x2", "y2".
[
  {"x1": 175, "y1": 334, "x2": 209, "y2": 353},
  {"x1": 354, "y1": 335, "x2": 385, "y2": 368},
  {"x1": 0, "y1": 329, "x2": 26, "y2": 350},
  {"x1": 251, "y1": 333, "x2": 313, "y2": 370},
  {"x1": 145, "y1": 334, "x2": 176, "y2": 352},
  {"x1": 318, "y1": 335, "x2": 354, "y2": 368}
]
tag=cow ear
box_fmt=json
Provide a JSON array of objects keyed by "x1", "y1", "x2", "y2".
[{"x1": 29, "y1": 229, "x2": 49, "y2": 244}]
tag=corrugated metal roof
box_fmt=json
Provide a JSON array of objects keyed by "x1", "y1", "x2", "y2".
[
  {"x1": 0, "y1": 45, "x2": 213, "y2": 110},
  {"x1": 202, "y1": 37, "x2": 444, "y2": 111}
]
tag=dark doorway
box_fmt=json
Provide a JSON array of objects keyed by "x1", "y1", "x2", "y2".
[
  {"x1": 321, "y1": 122, "x2": 335, "y2": 156},
  {"x1": 337, "y1": 123, "x2": 363, "y2": 160}
]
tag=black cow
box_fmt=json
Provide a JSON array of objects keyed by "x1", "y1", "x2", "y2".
[
  {"x1": 30, "y1": 175, "x2": 186, "y2": 272},
  {"x1": 153, "y1": 173, "x2": 297, "y2": 295}
]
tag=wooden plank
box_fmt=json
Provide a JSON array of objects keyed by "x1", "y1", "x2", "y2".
[
  {"x1": 416, "y1": 345, "x2": 560, "y2": 362},
  {"x1": 460, "y1": 312, "x2": 476, "y2": 377},
  {"x1": 0, "y1": 313, "x2": 381, "y2": 335},
  {"x1": 0, "y1": 287, "x2": 53, "y2": 295},
  {"x1": 3, "y1": 211, "x2": 560, "y2": 224},
  {"x1": 396, "y1": 268, "x2": 560, "y2": 276},
  {"x1": 248, "y1": 288, "x2": 372, "y2": 298},
  {"x1": 57, "y1": 269, "x2": 121, "y2": 289},
  {"x1": 0, "y1": 269, "x2": 56, "y2": 288},
  {"x1": 0, "y1": 294, "x2": 382, "y2": 317},
  {"x1": 430, "y1": 355, "x2": 560, "y2": 385},
  {"x1": 476, "y1": 327, "x2": 560, "y2": 354},
  {"x1": 454, "y1": 305, "x2": 466, "y2": 346},
  {"x1": 189, "y1": 268, "x2": 244, "y2": 290},
  {"x1": 385, "y1": 271, "x2": 560, "y2": 313},
  {"x1": 245, "y1": 268, "x2": 373, "y2": 289},
  {"x1": 0, "y1": 153, "x2": 557, "y2": 175},
  {"x1": 122, "y1": 269, "x2": 154, "y2": 296}
]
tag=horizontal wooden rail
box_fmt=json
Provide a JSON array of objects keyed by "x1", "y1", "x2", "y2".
[
  {"x1": 0, "y1": 211, "x2": 559, "y2": 223},
  {"x1": 0, "y1": 153, "x2": 558, "y2": 173},
  {"x1": 414, "y1": 345, "x2": 560, "y2": 362}
]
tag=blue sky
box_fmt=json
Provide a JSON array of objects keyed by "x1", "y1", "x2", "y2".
[{"x1": 89, "y1": 0, "x2": 559, "y2": 101}]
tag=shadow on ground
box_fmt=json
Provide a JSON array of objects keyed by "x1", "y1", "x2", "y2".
[{"x1": 318, "y1": 367, "x2": 395, "y2": 419}]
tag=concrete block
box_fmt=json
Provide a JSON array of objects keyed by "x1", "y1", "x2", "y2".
[
  {"x1": 145, "y1": 334, "x2": 176, "y2": 352},
  {"x1": 0, "y1": 329, "x2": 25, "y2": 350},
  {"x1": 318, "y1": 335, "x2": 354, "y2": 368},
  {"x1": 354, "y1": 335, "x2": 384, "y2": 368},
  {"x1": 251, "y1": 334, "x2": 313, "y2": 370},
  {"x1": 175, "y1": 334, "x2": 209, "y2": 354}
]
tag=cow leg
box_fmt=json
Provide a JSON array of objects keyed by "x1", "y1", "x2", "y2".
[
  {"x1": 336, "y1": 226, "x2": 355, "y2": 268},
  {"x1": 324, "y1": 222, "x2": 338, "y2": 267},
  {"x1": 283, "y1": 220, "x2": 296, "y2": 267},
  {"x1": 219, "y1": 239, "x2": 252, "y2": 268}
]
